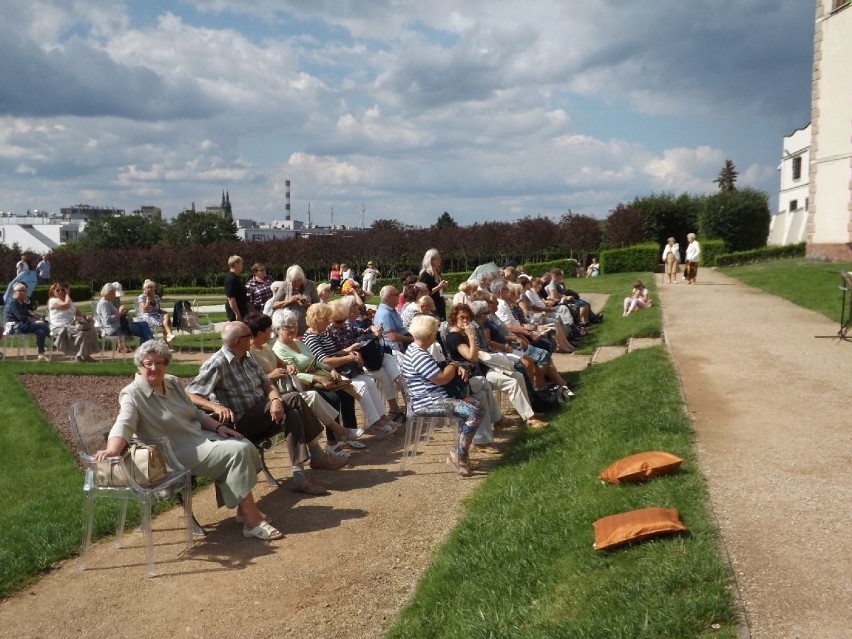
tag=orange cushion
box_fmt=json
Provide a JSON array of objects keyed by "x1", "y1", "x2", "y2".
[
  {"x1": 598, "y1": 451, "x2": 683, "y2": 484},
  {"x1": 593, "y1": 507, "x2": 687, "y2": 551}
]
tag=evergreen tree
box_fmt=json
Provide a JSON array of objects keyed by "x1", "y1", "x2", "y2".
[{"x1": 713, "y1": 160, "x2": 739, "y2": 192}]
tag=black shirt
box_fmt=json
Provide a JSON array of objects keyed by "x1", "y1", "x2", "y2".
[
  {"x1": 419, "y1": 270, "x2": 447, "y2": 321},
  {"x1": 224, "y1": 271, "x2": 249, "y2": 321}
]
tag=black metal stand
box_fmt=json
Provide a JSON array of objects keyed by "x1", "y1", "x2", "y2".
[{"x1": 815, "y1": 271, "x2": 852, "y2": 342}]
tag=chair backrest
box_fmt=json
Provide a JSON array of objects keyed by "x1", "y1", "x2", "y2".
[{"x1": 69, "y1": 401, "x2": 114, "y2": 456}]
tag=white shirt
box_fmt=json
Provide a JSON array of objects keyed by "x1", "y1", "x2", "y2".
[
  {"x1": 48, "y1": 298, "x2": 77, "y2": 327},
  {"x1": 685, "y1": 241, "x2": 700, "y2": 262}
]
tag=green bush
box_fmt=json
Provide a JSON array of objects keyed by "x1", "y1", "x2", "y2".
[
  {"x1": 698, "y1": 188, "x2": 771, "y2": 252},
  {"x1": 520, "y1": 258, "x2": 579, "y2": 278},
  {"x1": 715, "y1": 242, "x2": 806, "y2": 267},
  {"x1": 599, "y1": 243, "x2": 659, "y2": 273},
  {"x1": 701, "y1": 239, "x2": 726, "y2": 266}
]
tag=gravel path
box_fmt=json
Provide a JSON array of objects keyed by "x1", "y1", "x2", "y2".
[{"x1": 657, "y1": 269, "x2": 851, "y2": 639}]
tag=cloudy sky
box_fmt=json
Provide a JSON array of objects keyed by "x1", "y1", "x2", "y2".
[{"x1": 0, "y1": 0, "x2": 815, "y2": 227}]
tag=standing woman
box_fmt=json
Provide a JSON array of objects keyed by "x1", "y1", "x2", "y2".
[
  {"x1": 419, "y1": 248, "x2": 449, "y2": 321},
  {"x1": 684, "y1": 233, "x2": 700, "y2": 284},
  {"x1": 137, "y1": 279, "x2": 175, "y2": 342},
  {"x1": 662, "y1": 237, "x2": 681, "y2": 284}
]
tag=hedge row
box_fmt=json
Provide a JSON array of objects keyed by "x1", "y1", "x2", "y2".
[
  {"x1": 714, "y1": 242, "x2": 806, "y2": 267},
  {"x1": 599, "y1": 243, "x2": 660, "y2": 273}
]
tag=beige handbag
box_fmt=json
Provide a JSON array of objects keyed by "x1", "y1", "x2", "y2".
[{"x1": 96, "y1": 443, "x2": 167, "y2": 487}]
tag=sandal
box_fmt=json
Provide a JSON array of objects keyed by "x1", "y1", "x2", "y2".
[
  {"x1": 326, "y1": 443, "x2": 352, "y2": 458},
  {"x1": 242, "y1": 521, "x2": 282, "y2": 540},
  {"x1": 343, "y1": 438, "x2": 367, "y2": 449},
  {"x1": 388, "y1": 411, "x2": 406, "y2": 423},
  {"x1": 446, "y1": 450, "x2": 473, "y2": 477},
  {"x1": 375, "y1": 421, "x2": 400, "y2": 438},
  {"x1": 235, "y1": 511, "x2": 270, "y2": 525}
]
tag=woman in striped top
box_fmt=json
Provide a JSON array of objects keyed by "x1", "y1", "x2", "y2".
[
  {"x1": 401, "y1": 314, "x2": 482, "y2": 477},
  {"x1": 303, "y1": 303, "x2": 398, "y2": 435}
]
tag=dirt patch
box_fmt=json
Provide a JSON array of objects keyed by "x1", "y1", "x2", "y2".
[{"x1": 3, "y1": 374, "x2": 520, "y2": 639}]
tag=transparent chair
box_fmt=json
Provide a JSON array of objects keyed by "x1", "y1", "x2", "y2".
[
  {"x1": 68, "y1": 401, "x2": 194, "y2": 577},
  {"x1": 398, "y1": 372, "x2": 455, "y2": 474}
]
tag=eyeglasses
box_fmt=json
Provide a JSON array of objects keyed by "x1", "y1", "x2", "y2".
[
  {"x1": 140, "y1": 360, "x2": 167, "y2": 369},
  {"x1": 282, "y1": 325, "x2": 297, "y2": 331}
]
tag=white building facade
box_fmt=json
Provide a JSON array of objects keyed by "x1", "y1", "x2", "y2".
[
  {"x1": 807, "y1": 0, "x2": 852, "y2": 261},
  {"x1": 0, "y1": 216, "x2": 85, "y2": 253},
  {"x1": 769, "y1": 124, "x2": 811, "y2": 246}
]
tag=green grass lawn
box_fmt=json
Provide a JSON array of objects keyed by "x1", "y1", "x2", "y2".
[
  {"x1": 720, "y1": 258, "x2": 852, "y2": 322},
  {"x1": 386, "y1": 346, "x2": 737, "y2": 639}
]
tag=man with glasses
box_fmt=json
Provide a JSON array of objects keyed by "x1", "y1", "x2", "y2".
[{"x1": 186, "y1": 321, "x2": 346, "y2": 495}]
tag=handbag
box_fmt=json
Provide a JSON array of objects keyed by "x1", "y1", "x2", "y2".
[
  {"x1": 75, "y1": 315, "x2": 95, "y2": 331},
  {"x1": 310, "y1": 369, "x2": 354, "y2": 392},
  {"x1": 356, "y1": 333, "x2": 384, "y2": 371},
  {"x1": 96, "y1": 442, "x2": 167, "y2": 488}
]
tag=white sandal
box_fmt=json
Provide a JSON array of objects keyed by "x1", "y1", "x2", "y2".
[
  {"x1": 242, "y1": 521, "x2": 282, "y2": 540},
  {"x1": 326, "y1": 443, "x2": 351, "y2": 458}
]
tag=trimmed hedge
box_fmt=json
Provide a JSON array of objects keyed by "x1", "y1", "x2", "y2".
[
  {"x1": 520, "y1": 258, "x2": 579, "y2": 278},
  {"x1": 715, "y1": 242, "x2": 806, "y2": 267},
  {"x1": 700, "y1": 239, "x2": 726, "y2": 267},
  {"x1": 599, "y1": 243, "x2": 659, "y2": 273}
]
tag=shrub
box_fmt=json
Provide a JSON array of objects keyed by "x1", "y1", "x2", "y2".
[
  {"x1": 698, "y1": 188, "x2": 771, "y2": 252},
  {"x1": 700, "y1": 240, "x2": 726, "y2": 266},
  {"x1": 599, "y1": 243, "x2": 659, "y2": 273},
  {"x1": 520, "y1": 258, "x2": 579, "y2": 278},
  {"x1": 715, "y1": 243, "x2": 806, "y2": 267}
]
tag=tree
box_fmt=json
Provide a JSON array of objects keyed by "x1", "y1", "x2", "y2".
[
  {"x1": 434, "y1": 211, "x2": 458, "y2": 229},
  {"x1": 631, "y1": 192, "x2": 702, "y2": 247},
  {"x1": 558, "y1": 211, "x2": 601, "y2": 261},
  {"x1": 370, "y1": 218, "x2": 406, "y2": 232},
  {"x1": 713, "y1": 160, "x2": 739, "y2": 192},
  {"x1": 78, "y1": 214, "x2": 165, "y2": 250},
  {"x1": 605, "y1": 204, "x2": 644, "y2": 248},
  {"x1": 698, "y1": 187, "x2": 770, "y2": 252},
  {"x1": 164, "y1": 211, "x2": 239, "y2": 246}
]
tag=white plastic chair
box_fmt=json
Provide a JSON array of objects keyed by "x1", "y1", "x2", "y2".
[{"x1": 68, "y1": 401, "x2": 194, "y2": 577}]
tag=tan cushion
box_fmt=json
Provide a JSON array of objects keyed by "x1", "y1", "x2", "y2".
[
  {"x1": 593, "y1": 507, "x2": 687, "y2": 551},
  {"x1": 598, "y1": 451, "x2": 683, "y2": 484}
]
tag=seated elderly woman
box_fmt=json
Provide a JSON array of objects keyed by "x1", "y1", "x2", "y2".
[
  {"x1": 302, "y1": 302, "x2": 399, "y2": 435},
  {"x1": 136, "y1": 279, "x2": 175, "y2": 342},
  {"x1": 267, "y1": 265, "x2": 319, "y2": 335},
  {"x1": 244, "y1": 312, "x2": 364, "y2": 457},
  {"x1": 522, "y1": 276, "x2": 580, "y2": 339},
  {"x1": 96, "y1": 282, "x2": 154, "y2": 352},
  {"x1": 317, "y1": 282, "x2": 332, "y2": 304},
  {"x1": 448, "y1": 302, "x2": 548, "y2": 430},
  {"x1": 92, "y1": 340, "x2": 281, "y2": 540},
  {"x1": 451, "y1": 280, "x2": 478, "y2": 308},
  {"x1": 400, "y1": 283, "x2": 428, "y2": 328},
  {"x1": 47, "y1": 283, "x2": 99, "y2": 362},
  {"x1": 402, "y1": 314, "x2": 483, "y2": 477},
  {"x1": 326, "y1": 297, "x2": 404, "y2": 420},
  {"x1": 508, "y1": 282, "x2": 575, "y2": 354}
]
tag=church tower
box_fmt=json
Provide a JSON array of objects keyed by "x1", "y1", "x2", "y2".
[{"x1": 221, "y1": 190, "x2": 233, "y2": 221}]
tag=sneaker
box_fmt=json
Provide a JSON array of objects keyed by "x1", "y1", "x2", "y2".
[
  {"x1": 37, "y1": 353, "x2": 51, "y2": 362},
  {"x1": 290, "y1": 478, "x2": 330, "y2": 495}
]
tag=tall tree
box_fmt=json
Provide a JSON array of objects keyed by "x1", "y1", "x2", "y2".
[
  {"x1": 164, "y1": 211, "x2": 238, "y2": 246},
  {"x1": 434, "y1": 211, "x2": 458, "y2": 229},
  {"x1": 713, "y1": 160, "x2": 739, "y2": 192},
  {"x1": 78, "y1": 214, "x2": 165, "y2": 250},
  {"x1": 605, "y1": 204, "x2": 644, "y2": 248},
  {"x1": 699, "y1": 187, "x2": 770, "y2": 252}
]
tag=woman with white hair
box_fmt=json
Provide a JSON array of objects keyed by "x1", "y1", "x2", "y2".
[
  {"x1": 267, "y1": 264, "x2": 319, "y2": 334},
  {"x1": 136, "y1": 279, "x2": 175, "y2": 342},
  {"x1": 93, "y1": 340, "x2": 280, "y2": 540},
  {"x1": 96, "y1": 282, "x2": 154, "y2": 352},
  {"x1": 419, "y1": 248, "x2": 449, "y2": 321},
  {"x1": 684, "y1": 233, "x2": 700, "y2": 284},
  {"x1": 402, "y1": 314, "x2": 482, "y2": 477}
]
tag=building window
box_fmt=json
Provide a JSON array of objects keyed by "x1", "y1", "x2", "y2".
[
  {"x1": 789, "y1": 200, "x2": 799, "y2": 212},
  {"x1": 792, "y1": 156, "x2": 802, "y2": 181}
]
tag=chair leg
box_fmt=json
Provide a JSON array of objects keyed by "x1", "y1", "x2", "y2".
[
  {"x1": 141, "y1": 498, "x2": 156, "y2": 577},
  {"x1": 181, "y1": 477, "x2": 196, "y2": 547},
  {"x1": 115, "y1": 495, "x2": 129, "y2": 548},
  {"x1": 257, "y1": 446, "x2": 279, "y2": 487},
  {"x1": 79, "y1": 493, "x2": 96, "y2": 571}
]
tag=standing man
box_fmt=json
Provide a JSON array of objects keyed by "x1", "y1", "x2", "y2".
[
  {"x1": 186, "y1": 322, "x2": 347, "y2": 495},
  {"x1": 224, "y1": 255, "x2": 249, "y2": 321},
  {"x1": 35, "y1": 254, "x2": 51, "y2": 283},
  {"x1": 373, "y1": 285, "x2": 414, "y2": 352}
]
